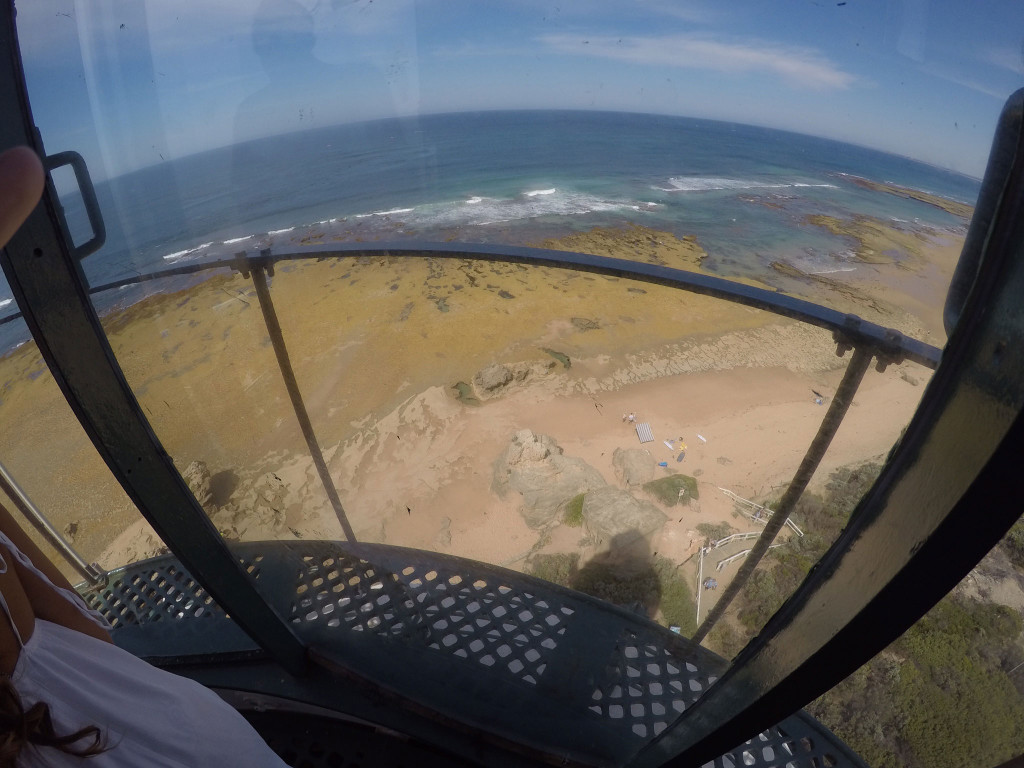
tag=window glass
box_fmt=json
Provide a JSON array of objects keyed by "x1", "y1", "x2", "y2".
[
  {"x1": 10, "y1": 0, "x2": 1017, "y2": 673},
  {"x1": 0, "y1": 319, "x2": 148, "y2": 579},
  {"x1": 807, "y1": 515, "x2": 1024, "y2": 768}
]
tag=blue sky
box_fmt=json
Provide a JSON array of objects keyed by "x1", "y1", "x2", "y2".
[{"x1": 14, "y1": 0, "x2": 1024, "y2": 180}]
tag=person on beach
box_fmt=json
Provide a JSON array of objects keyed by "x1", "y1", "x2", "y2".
[{"x1": 0, "y1": 146, "x2": 289, "y2": 767}]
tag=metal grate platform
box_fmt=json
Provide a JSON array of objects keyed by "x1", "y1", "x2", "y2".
[{"x1": 83, "y1": 541, "x2": 865, "y2": 768}]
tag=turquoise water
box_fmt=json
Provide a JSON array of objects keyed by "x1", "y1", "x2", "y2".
[{"x1": 40, "y1": 110, "x2": 981, "y2": 307}]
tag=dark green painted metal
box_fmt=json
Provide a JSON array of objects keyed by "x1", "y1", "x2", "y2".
[
  {"x1": 629, "y1": 88, "x2": 1024, "y2": 768},
  {"x1": 691, "y1": 343, "x2": 873, "y2": 643},
  {"x1": 41, "y1": 150, "x2": 105, "y2": 258},
  {"x1": 88, "y1": 246, "x2": 942, "y2": 370},
  {"x1": 87, "y1": 541, "x2": 867, "y2": 768},
  {"x1": 246, "y1": 257, "x2": 357, "y2": 541},
  {"x1": 8, "y1": 1, "x2": 1021, "y2": 766}
]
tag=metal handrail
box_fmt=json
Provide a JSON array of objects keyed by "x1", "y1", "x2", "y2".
[
  {"x1": 0, "y1": 460, "x2": 106, "y2": 585},
  {"x1": 78, "y1": 243, "x2": 941, "y2": 370}
]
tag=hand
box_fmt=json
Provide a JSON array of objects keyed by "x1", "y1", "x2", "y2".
[{"x1": 0, "y1": 146, "x2": 44, "y2": 250}]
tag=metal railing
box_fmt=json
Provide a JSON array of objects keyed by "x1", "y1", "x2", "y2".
[
  {"x1": 6, "y1": 4, "x2": 1024, "y2": 763},
  {"x1": 84, "y1": 243, "x2": 938, "y2": 644}
]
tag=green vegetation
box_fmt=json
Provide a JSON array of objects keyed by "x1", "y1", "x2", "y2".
[
  {"x1": 653, "y1": 557, "x2": 697, "y2": 637},
  {"x1": 643, "y1": 473, "x2": 699, "y2": 505},
  {"x1": 527, "y1": 552, "x2": 580, "y2": 587},
  {"x1": 526, "y1": 553, "x2": 696, "y2": 636},
  {"x1": 540, "y1": 347, "x2": 571, "y2": 369},
  {"x1": 452, "y1": 381, "x2": 480, "y2": 405},
  {"x1": 563, "y1": 493, "x2": 585, "y2": 527},
  {"x1": 810, "y1": 598, "x2": 1024, "y2": 768},
  {"x1": 696, "y1": 521, "x2": 733, "y2": 542},
  {"x1": 1000, "y1": 514, "x2": 1024, "y2": 570},
  {"x1": 571, "y1": 558, "x2": 661, "y2": 614},
  {"x1": 713, "y1": 461, "x2": 1024, "y2": 768}
]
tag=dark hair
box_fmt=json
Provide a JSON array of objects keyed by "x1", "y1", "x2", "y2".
[{"x1": 0, "y1": 677, "x2": 105, "y2": 765}]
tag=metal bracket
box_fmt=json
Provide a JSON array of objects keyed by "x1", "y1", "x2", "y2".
[{"x1": 42, "y1": 150, "x2": 106, "y2": 259}]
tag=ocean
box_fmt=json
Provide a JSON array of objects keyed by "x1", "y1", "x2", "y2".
[{"x1": 2, "y1": 110, "x2": 980, "y2": 349}]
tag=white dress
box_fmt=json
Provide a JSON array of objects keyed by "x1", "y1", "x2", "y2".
[{"x1": 0, "y1": 532, "x2": 289, "y2": 767}]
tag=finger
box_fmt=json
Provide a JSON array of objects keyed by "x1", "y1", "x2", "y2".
[{"x1": 0, "y1": 147, "x2": 45, "y2": 250}]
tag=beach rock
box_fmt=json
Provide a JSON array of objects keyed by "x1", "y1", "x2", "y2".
[
  {"x1": 182, "y1": 460, "x2": 213, "y2": 510},
  {"x1": 472, "y1": 360, "x2": 555, "y2": 400},
  {"x1": 493, "y1": 430, "x2": 607, "y2": 528},
  {"x1": 582, "y1": 486, "x2": 667, "y2": 545},
  {"x1": 475, "y1": 363, "x2": 513, "y2": 392},
  {"x1": 572, "y1": 317, "x2": 600, "y2": 332},
  {"x1": 613, "y1": 448, "x2": 655, "y2": 487},
  {"x1": 215, "y1": 471, "x2": 291, "y2": 538},
  {"x1": 434, "y1": 517, "x2": 452, "y2": 549}
]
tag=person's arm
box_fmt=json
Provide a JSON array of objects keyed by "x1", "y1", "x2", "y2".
[
  {"x1": 0, "y1": 502, "x2": 112, "y2": 643},
  {"x1": 0, "y1": 146, "x2": 43, "y2": 245}
]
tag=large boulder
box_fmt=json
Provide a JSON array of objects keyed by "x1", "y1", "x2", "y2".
[
  {"x1": 182, "y1": 460, "x2": 213, "y2": 510},
  {"x1": 493, "y1": 430, "x2": 606, "y2": 528},
  {"x1": 612, "y1": 448, "x2": 655, "y2": 487},
  {"x1": 212, "y1": 471, "x2": 293, "y2": 539},
  {"x1": 472, "y1": 360, "x2": 558, "y2": 400},
  {"x1": 474, "y1": 363, "x2": 513, "y2": 393},
  {"x1": 582, "y1": 486, "x2": 667, "y2": 545}
]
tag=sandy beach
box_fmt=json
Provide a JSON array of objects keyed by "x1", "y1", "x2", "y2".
[{"x1": 0, "y1": 213, "x2": 960, "y2": 634}]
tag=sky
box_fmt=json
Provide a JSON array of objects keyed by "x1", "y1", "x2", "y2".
[{"x1": 12, "y1": 0, "x2": 1024, "y2": 180}]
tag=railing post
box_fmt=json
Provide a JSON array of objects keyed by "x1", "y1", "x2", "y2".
[
  {"x1": 239, "y1": 252, "x2": 357, "y2": 542},
  {"x1": 0, "y1": 460, "x2": 106, "y2": 586},
  {"x1": 691, "y1": 340, "x2": 874, "y2": 643}
]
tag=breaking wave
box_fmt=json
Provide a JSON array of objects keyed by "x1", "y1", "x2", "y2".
[{"x1": 658, "y1": 177, "x2": 836, "y2": 192}]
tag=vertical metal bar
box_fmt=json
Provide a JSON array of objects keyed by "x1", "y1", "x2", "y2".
[
  {"x1": 0, "y1": 460, "x2": 106, "y2": 586},
  {"x1": 691, "y1": 345, "x2": 873, "y2": 643},
  {"x1": 247, "y1": 257, "x2": 357, "y2": 542},
  {"x1": 695, "y1": 545, "x2": 704, "y2": 626}
]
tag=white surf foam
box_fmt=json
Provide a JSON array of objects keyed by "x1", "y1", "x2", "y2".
[
  {"x1": 809, "y1": 266, "x2": 857, "y2": 274},
  {"x1": 525, "y1": 188, "x2": 556, "y2": 197},
  {"x1": 268, "y1": 227, "x2": 295, "y2": 235},
  {"x1": 354, "y1": 208, "x2": 415, "y2": 219},
  {"x1": 658, "y1": 177, "x2": 835, "y2": 193},
  {"x1": 223, "y1": 235, "x2": 252, "y2": 245}
]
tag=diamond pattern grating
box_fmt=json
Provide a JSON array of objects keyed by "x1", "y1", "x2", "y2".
[
  {"x1": 83, "y1": 542, "x2": 863, "y2": 767},
  {"x1": 290, "y1": 551, "x2": 574, "y2": 687},
  {"x1": 590, "y1": 627, "x2": 719, "y2": 739},
  {"x1": 84, "y1": 554, "x2": 263, "y2": 628}
]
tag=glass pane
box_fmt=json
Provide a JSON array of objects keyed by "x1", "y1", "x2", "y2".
[
  {"x1": 12, "y1": 2, "x2": 1022, "y2": 756},
  {"x1": 0, "y1": 318, "x2": 153, "y2": 579},
  {"x1": 808, "y1": 515, "x2": 1024, "y2": 768},
  {"x1": 13, "y1": 0, "x2": 996, "y2": 614}
]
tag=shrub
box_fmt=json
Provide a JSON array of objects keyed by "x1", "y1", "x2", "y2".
[
  {"x1": 696, "y1": 521, "x2": 733, "y2": 542},
  {"x1": 527, "y1": 553, "x2": 580, "y2": 588},
  {"x1": 563, "y1": 493, "x2": 585, "y2": 527},
  {"x1": 1001, "y1": 514, "x2": 1024, "y2": 570},
  {"x1": 571, "y1": 558, "x2": 661, "y2": 613},
  {"x1": 653, "y1": 556, "x2": 696, "y2": 636},
  {"x1": 643, "y1": 474, "x2": 699, "y2": 506}
]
